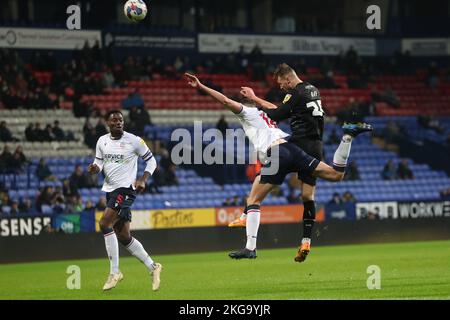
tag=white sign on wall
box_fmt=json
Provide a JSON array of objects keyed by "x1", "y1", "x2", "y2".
[
  {"x1": 198, "y1": 33, "x2": 376, "y2": 56},
  {"x1": 0, "y1": 28, "x2": 101, "y2": 50}
]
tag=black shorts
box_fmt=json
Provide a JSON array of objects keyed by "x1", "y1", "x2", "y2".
[
  {"x1": 106, "y1": 186, "x2": 136, "y2": 222},
  {"x1": 260, "y1": 143, "x2": 320, "y2": 185},
  {"x1": 289, "y1": 138, "x2": 323, "y2": 186}
]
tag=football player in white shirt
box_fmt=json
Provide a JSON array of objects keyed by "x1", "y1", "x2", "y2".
[
  {"x1": 184, "y1": 73, "x2": 372, "y2": 261},
  {"x1": 87, "y1": 110, "x2": 162, "y2": 291}
]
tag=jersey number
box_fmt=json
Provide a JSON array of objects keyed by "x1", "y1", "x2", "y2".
[
  {"x1": 259, "y1": 113, "x2": 278, "y2": 128},
  {"x1": 306, "y1": 100, "x2": 324, "y2": 117}
]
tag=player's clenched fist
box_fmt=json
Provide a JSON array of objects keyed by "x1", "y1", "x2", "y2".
[{"x1": 87, "y1": 163, "x2": 100, "y2": 174}]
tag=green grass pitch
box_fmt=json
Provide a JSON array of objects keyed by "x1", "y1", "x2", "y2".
[{"x1": 1, "y1": 240, "x2": 449, "y2": 300}]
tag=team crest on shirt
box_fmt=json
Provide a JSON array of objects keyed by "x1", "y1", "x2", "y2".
[{"x1": 283, "y1": 94, "x2": 292, "y2": 104}]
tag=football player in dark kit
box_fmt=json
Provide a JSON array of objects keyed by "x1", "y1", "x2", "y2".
[{"x1": 239, "y1": 63, "x2": 371, "y2": 262}]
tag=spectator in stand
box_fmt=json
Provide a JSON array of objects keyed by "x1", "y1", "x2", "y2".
[
  {"x1": 101, "y1": 66, "x2": 116, "y2": 88},
  {"x1": 0, "y1": 121, "x2": 18, "y2": 142},
  {"x1": 35, "y1": 186, "x2": 56, "y2": 213},
  {"x1": 52, "y1": 121, "x2": 66, "y2": 141},
  {"x1": 69, "y1": 165, "x2": 88, "y2": 194},
  {"x1": 236, "y1": 45, "x2": 248, "y2": 73},
  {"x1": 249, "y1": 45, "x2": 265, "y2": 81},
  {"x1": 84, "y1": 200, "x2": 95, "y2": 211},
  {"x1": 426, "y1": 61, "x2": 439, "y2": 89},
  {"x1": 0, "y1": 145, "x2": 13, "y2": 173},
  {"x1": 25, "y1": 123, "x2": 35, "y2": 141},
  {"x1": 0, "y1": 187, "x2": 11, "y2": 213},
  {"x1": 165, "y1": 164, "x2": 179, "y2": 186},
  {"x1": 36, "y1": 158, "x2": 57, "y2": 181},
  {"x1": 52, "y1": 194, "x2": 66, "y2": 214},
  {"x1": 33, "y1": 123, "x2": 45, "y2": 142},
  {"x1": 342, "y1": 191, "x2": 356, "y2": 203},
  {"x1": 328, "y1": 192, "x2": 342, "y2": 205},
  {"x1": 84, "y1": 127, "x2": 97, "y2": 149},
  {"x1": 397, "y1": 160, "x2": 414, "y2": 180},
  {"x1": 42, "y1": 124, "x2": 55, "y2": 142},
  {"x1": 222, "y1": 198, "x2": 232, "y2": 207},
  {"x1": 121, "y1": 89, "x2": 144, "y2": 109},
  {"x1": 95, "y1": 118, "x2": 108, "y2": 138},
  {"x1": 9, "y1": 146, "x2": 28, "y2": 173},
  {"x1": 440, "y1": 188, "x2": 450, "y2": 200},
  {"x1": 381, "y1": 160, "x2": 396, "y2": 180},
  {"x1": 10, "y1": 200, "x2": 20, "y2": 215},
  {"x1": 84, "y1": 168, "x2": 98, "y2": 188},
  {"x1": 128, "y1": 105, "x2": 152, "y2": 137},
  {"x1": 344, "y1": 161, "x2": 360, "y2": 181},
  {"x1": 148, "y1": 167, "x2": 164, "y2": 194},
  {"x1": 19, "y1": 198, "x2": 33, "y2": 214},
  {"x1": 65, "y1": 194, "x2": 82, "y2": 213},
  {"x1": 446, "y1": 134, "x2": 450, "y2": 147},
  {"x1": 418, "y1": 115, "x2": 445, "y2": 134},
  {"x1": 159, "y1": 147, "x2": 172, "y2": 172},
  {"x1": 231, "y1": 196, "x2": 242, "y2": 206},
  {"x1": 95, "y1": 197, "x2": 107, "y2": 211},
  {"x1": 216, "y1": 115, "x2": 229, "y2": 136}
]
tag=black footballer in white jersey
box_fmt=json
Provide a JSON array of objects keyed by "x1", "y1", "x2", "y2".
[{"x1": 264, "y1": 82, "x2": 325, "y2": 141}]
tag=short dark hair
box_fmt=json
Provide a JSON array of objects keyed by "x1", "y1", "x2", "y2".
[
  {"x1": 273, "y1": 63, "x2": 295, "y2": 79},
  {"x1": 105, "y1": 110, "x2": 123, "y2": 121}
]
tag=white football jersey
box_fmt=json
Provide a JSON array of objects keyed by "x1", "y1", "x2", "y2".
[
  {"x1": 236, "y1": 105, "x2": 289, "y2": 164},
  {"x1": 94, "y1": 131, "x2": 153, "y2": 192}
]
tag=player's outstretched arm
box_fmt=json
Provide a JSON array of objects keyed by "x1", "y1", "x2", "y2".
[
  {"x1": 241, "y1": 86, "x2": 291, "y2": 122},
  {"x1": 240, "y1": 87, "x2": 278, "y2": 109},
  {"x1": 184, "y1": 73, "x2": 242, "y2": 114}
]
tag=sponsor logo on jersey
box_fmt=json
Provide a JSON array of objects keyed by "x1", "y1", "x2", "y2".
[
  {"x1": 283, "y1": 94, "x2": 292, "y2": 104},
  {"x1": 104, "y1": 154, "x2": 125, "y2": 163}
]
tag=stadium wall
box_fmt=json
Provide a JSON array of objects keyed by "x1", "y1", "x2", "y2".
[{"x1": 1, "y1": 218, "x2": 450, "y2": 263}]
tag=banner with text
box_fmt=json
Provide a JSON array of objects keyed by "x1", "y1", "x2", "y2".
[
  {"x1": 198, "y1": 33, "x2": 376, "y2": 56},
  {"x1": 356, "y1": 200, "x2": 450, "y2": 219},
  {"x1": 104, "y1": 32, "x2": 196, "y2": 50},
  {"x1": 401, "y1": 38, "x2": 450, "y2": 56},
  {"x1": 0, "y1": 28, "x2": 101, "y2": 50},
  {"x1": 53, "y1": 214, "x2": 80, "y2": 234},
  {"x1": 215, "y1": 204, "x2": 325, "y2": 226},
  {"x1": 0, "y1": 216, "x2": 52, "y2": 237}
]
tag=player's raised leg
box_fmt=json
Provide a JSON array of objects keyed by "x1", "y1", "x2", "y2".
[
  {"x1": 313, "y1": 122, "x2": 373, "y2": 182},
  {"x1": 99, "y1": 208, "x2": 123, "y2": 290},
  {"x1": 114, "y1": 219, "x2": 163, "y2": 291},
  {"x1": 228, "y1": 175, "x2": 263, "y2": 228},
  {"x1": 229, "y1": 181, "x2": 276, "y2": 259},
  {"x1": 294, "y1": 122, "x2": 373, "y2": 262}
]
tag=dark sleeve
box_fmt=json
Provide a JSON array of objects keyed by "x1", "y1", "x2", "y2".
[{"x1": 263, "y1": 92, "x2": 298, "y2": 121}]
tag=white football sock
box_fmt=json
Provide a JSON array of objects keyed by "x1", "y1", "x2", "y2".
[
  {"x1": 126, "y1": 237, "x2": 157, "y2": 272},
  {"x1": 302, "y1": 238, "x2": 311, "y2": 244},
  {"x1": 245, "y1": 207, "x2": 261, "y2": 251},
  {"x1": 104, "y1": 231, "x2": 120, "y2": 274},
  {"x1": 333, "y1": 134, "x2": 352, "y2": 170}
]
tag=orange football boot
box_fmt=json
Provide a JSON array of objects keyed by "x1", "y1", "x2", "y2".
[
  {"x1": 294, "y1": 242, "x2": 311, "y2": 263},
  {"x1": 228, "y1": 216, "x2": 246, "y2": 228}
]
